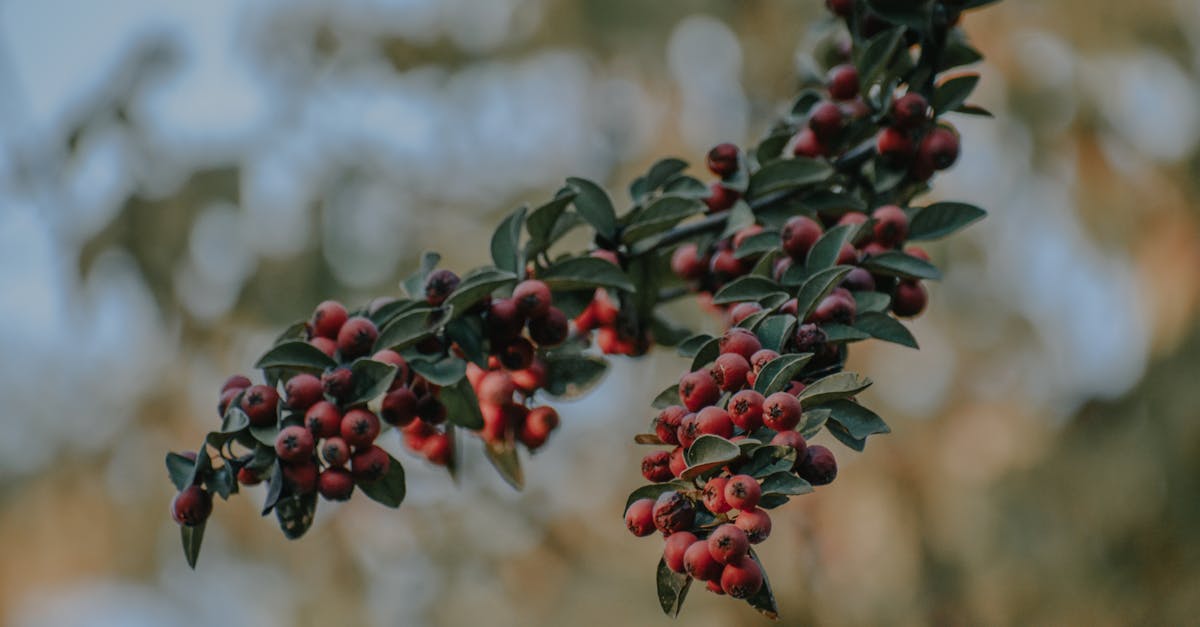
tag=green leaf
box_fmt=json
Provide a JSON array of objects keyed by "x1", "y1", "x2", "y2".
[
  {"x1": 866, "y1": 0, "x2": 930, "y2": 30},
  {"x1": 820, "y1": 399, "x2": 891, "y2": 440},
  {"x1": 275, "y1": 492, "x2": 318, "y2": 539},
  {"x1": 374, "y1": 307, "x2": 442, "y2": 352},
  {"x1": 689, "y1": 337, "x2": 721, "y2": 371},
  {"x1": 184, "y1": 444, "x2": 212, "y2": 489},
  {"x1": 409, "y1": 355, "x2": 467, "y2": 386},
  {"x1": 439, "y1": 378, "x2": 485, "y2": 430},
  {"x1": 855, "y1": 312, "x2": 918, "y2": 348},
  {"x1": 747, "y1": 158, "x2": 834, "y2": 198},
  {"x1": 760, "y1": 471, "x2": 813, "y2": 496},
  {"x1": 733, "y1": 231, "x2": 780, "y2": 259},
  {"x1": 401, "y1": 251, "x2": 441, "y2": 298},
  {"x1": 798, "y1": 408, "x2": 831, "y2": 439},
  {"x1": 854, "y1": 291, "x2": 892, "y2": 314},
  {"x1": 822, "y1": 323, "x2": 872, "y2": 343},
  {"x1": 652, "y1": 384, "x2": 680, "y2": 409},
  {"x1": 565, "y1": 177, "x2": 618, "y2": 241},
  {"x1": 662, "y1": 174, "x2": 708, "y2": 198},
  {"x1": 794, "y1": 266, "x2": 854, "y2": 322},
  {"x1": 719, "y1": 201, "x2": 758, "y2": 240},
  {"x1": 250, "y1": 423, "x2": 279, "y2": 447},
  {"x1": 165, "y1": 453, "x2": 195, "y2": 491},
  {"x1": 624, "y1": 481, "x2": 691, "y2": 514},
  {"x1": 681, "y1": 435, "x2": 742, "y2": 480},
  {"x1": 955, "y1": 104, "x2": 994, "y2": 117},
  {"x1": 644, "y1": 158, "x2": 690, "y2": 193},
  {"x1": 368, "y1": 298, "x2": 423, "y2": 329},
  {"x1": 272, "y1": 320, "x2": 310, "y2": 346},
  {"x1": 357, "y1": 453, "x2": 407, "y2": 507},
  {"x1": 739, "y1": 445, "x2": 798, "y2": 478},
  {"x1": 345, "y1": 359, "x2": 398, "y2": 407},
  {"x1": 623, "y1": 196, "x2": 705, "y2": 244},
  {"x1": 444, "y1": 316, "x2": 487, "y2": 367},
  {"x1": 862, "y1": 251, "x2": 942, "y2": 280},
  {"x1": 677, "y1": 334, "x2": 714, "y2": 358},
  {"x1": 933, "y1": 74, "x2": 980, "y2": 115},
  {"x1": 806, "y1": 223, "x2": 861, "y2": 271},
  {"x1": 254, "y1": 341, "x2": 336, "y2": 373},
  {"x1": 220, "y1": 407, "x2": 250, "y2": 433},
  {"x1": 798, "y1": 372, "x2": 872, "y2": 405},
  {"x1": 540, "y1": 257, "x2": 634, "y2": 292},
  {"x1": 755, "y1": 132, "x2": 792, "y2": 166},
  {"x1": 711, "y1": 276, "x2": 782, "y2": 305},
  {"x1": 181, "y1": 522, "x2": 205, "y2": 569},
  {"x1": 753, "y1": 353, "x2": 814, "y2": 395},
  {"x1": 490, "y1": 206, "x2": 527, "y2": 274},
  {"x1": 443, "y1": 268, "x2": 518, "y2": 317},
  {"x1": 542, "y1": 352, "x2": 609, "y2": 399},
  {"x1": 938, "y1": 37, "x2": 983, "y2": 71},
  {"x1": 908, "y1": 201, "x2": 986, "y2": 241},
  {"x1": 799, "y1": 189, "x2": 866, "y2": 216},
  {"x1": 758, "y1": 494, "x2": 791, "y2": 509},
  {"x1": 650, "y1": 314, "x2": 693, "y2": 347},
  {"x1": 656, "y1": 557, "x2": 693, "y2": 618},
  {"x1": 525, "y1": 193, "x2": 575, "y2": 255},
  {"x1": 261, "y1": 461, "x2": 284, "y2": 515},
  {"x1": 485, "y1": 439, "x2": 524, "y2": 490},
  {"x1": 205, "y1": 465, "x2": 237, "y2": 500},
  {"x1": 856, "y1": 27, "x2": 905, "y2": 88},
  {"x1": 744, "y1": 549, "x2": 779, "y2": 619},
  {"x1": 826, "y1": 420, "x2": 867, "y2": 452},
  {"x1": 754, "y1": 314, "x2": 797, "y2": 352}
]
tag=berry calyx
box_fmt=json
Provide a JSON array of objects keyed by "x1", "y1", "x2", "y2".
[
  {"x1": 424, "y1": 269, "x2": 461, "y2": 306},
  {"x1": 350, "y1": 445, "x2": 391, "y2": 483},
  {"x1": 337, "y1": 316, "x2": 379, "y2": 360},
  {"x1": 321, "y1": 437, "x2": 351, "y2": 467},
  {"x1": 703, "y1": 476, "x2": 732, "y2": 514},
  {"x1": 305, "y1": 401, "x2": 341, "y2": 438}
]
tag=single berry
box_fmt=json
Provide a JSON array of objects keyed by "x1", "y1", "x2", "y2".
[
  {"x1": 708, "y1": 523, "x2": 750, "y2": 565},
  {"x1": 710, "y1": 353, "x2": 750, "y2": 392},
  {"x1": 728, "y1": 302, "x2": 763, "y2": 326},
  {"x1": 704, "y1": 182, "x2": 740, "y2": 213},
  {"x1": 696, "y1": 406, "x2": 735, "y2": 439},
  {"x1": 275, "y1": 425, "x2": 315, "y2": 463},
  {"x1": 341, "y1": 409, "x2": 381, "y2": 448},
  {"x1": 770, "y1": 430, "x2": 808, "y2": 466},
  {"x1": 703, "y1": 476, "x2": 732, "y2": 514},
  {"x1": 236, "y1": 466, "x2": 262, "y2": 486},
  {"x1": 528, "y1": 307, "x2": 569, "y2": 347},
  {"x1": 668, "y1": 446, "x2": 687, "y2": 477},
  {"x1": 724, "y1": 474, "x2": 762, "y2": 511},
  {"x1": 321, "y1": 437, "x2": 351, "y2": 467},
  {"x1": 678, "y1": 370, "x2": 720, "y2": 412},
  {"x1": 877, "y1": 126, "x2": 915, "y2": 162},
  {"x1": 838, "y1": 211, "x2": 869, "y2": 227},
  {"x1": 749, "y1": 349, "x2": 779, "y2": 377},
  {"x1": 240, "y1": 384, "x2": 280, "y2": 428},
  {"x1": 891, "y1": 93, "x2": 929, "y2": 129},
  {"x1": 808, "y1": 101, "x2": 844, "y2": 141},
  {"x1": 371, "y1": 349, "x2": 410, "y2": 386},
  {"x1": 478, "y1": 371, "x2": 516, "y2": 405},
  {"x1": 719, "y1": 328, "x2": 762, "y2": 360},
  {"x1": 218, "y1": 387, "x2": 241, "y2": 417},
  {"x1": 708, "y1": 249, "x2": 748, "y2": 279},
  {"x1": 498, "y1": 337, "x2": 535, "y2": 370},
  {"x1": 763, "y1": 392, "x2": 802, "y2": 431},
  {"x1": 811, "y1": 292, "x2": 857, "y2": 325},
  {"x1": 677, "y1": 413, "x2": 700, "y2": 449},
  {"x1": 671, "y1": 244, "x2": 708, "y2": 280},
  {"x1": 318, "y1": 467, "x2": 355, "y2": 501},
  {"x1": 510, "y1": 360, "x2": 547, "y2": 393},
  {"x1": 642, "y1": 450, "x2": 674, "y2": 483},
  {"x1": 381, "y1": 387, "x2": 418, "y2": 426},
  {"x1": 920, "y1": 126, "x2": 960, "y2": 170},
  {"x1": 170, "y1": 485, "x2": 212, "y2": 526},
  {"x1": 707, "y1": 580, "x2": 726, "y2": 595},
  {"x1": 792, "y1": 127, "x2": 825, "y2": 158},
  {"x1": 728, "y1": 390, "x2": 765, "y2": 431},
  {"x1": 305, "y1": 401, "x2": 341, "y2": 438},
  {"x1": 706, "y1": 143, "x2": 740, "y2": 177},
  {"x1": 424, "y1": 269, "x2": 461, "y2": 306},
  {"x1": 663, "y1": 531, "x2": 699, "y2": 573},
  {"x1": 625, "y1": 498, "x2": 656, "y2": 537},
  {"x1": 720, "y1": 556, "x2": 764, "y2": 598},
  {"x1": 512, "y1": 280, "x2": 552, "y2": 318},
  {"x1": 416, "y1": 394, "x2": 448, "y2": 424},
  {"x1": 336, "y1": 316, "x2": 378, "y2": 360},
  {"x1": 842, "y1": 267, "x2": 876, "y2": 292},
  {"x1": 310, "y1": 336, "x2": 337, "y2": 358},
  {"x1": 892, "y1": 280, "x2": 928, "y2": 317},
  {"x1": 284, "y1": 374, "x2": 324, "y2": 412},
  {"x1": 654, "y1": 406, "x2": 687, "y2": 446},
  {"x1": 351, "y1": 445, "x2": 391, "y2": 483},
  {"x1": 793, "y1": 323, "x2": 828, "y2": 356},
  {"x1": 282, "y1": 461, "x2": 318, "y2": 494},
  {"x1": 652, "y1": 491, "x2": 696, "y2": 535},
  {"x1": 781, "y1": 215, "x2": 824, "y2": 261},
  {"x1": 485, "y1": 298, "x2": 525, "y2": 343},
  {"x1": 684, "y1": 540, "x2": 724, "y2": 581},
  {"x1": 311, "y1": 300, "x2": 348, "y2": 339},
  {"x1": 321, "y1": 367, "x2": 354, "y2": 402},
  {"x1": 221, "y1": 374, "x2": 252, "y2": 393},
  {"x1": 872, "y1": 204, "x2": 909, "y2": 247},
  {"x1": 827, "y1": 64, "x2": 859, "y2": 100},
  {"x1": 735, "y1": 507, "x2": 772, "y2": 543},
  {"x1": 799, "y1": 444, "x2": 838, "y2": 485},
  {"x1": 520, "y1": 406, "x2": 559, "y2": 451}
]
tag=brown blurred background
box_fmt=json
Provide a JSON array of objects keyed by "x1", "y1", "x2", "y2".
[{"x1": 1, "y1": 1, "x2": 1199, "y2": 625}]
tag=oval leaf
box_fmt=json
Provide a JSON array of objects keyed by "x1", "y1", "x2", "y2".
[
  {"x1": 254, "y1": 341, "x2": 336, "y2": 373},
  {"x1": 443, "y1": 269, "x2": 518, "y2": 317},
  {"x1": 794, "y1": 266, "x2": 854, "y2": 322},
  {"x1": 760, "y1": 470, "x2": 813, "y2": 496},
  {"x1": 356, "y1": 453, "x2": 406, "y2": 508},
  {"x1": 345, "y1": 359, "x2": 398, "y2": 407},
  {"x1": 439, "y1": 378, "x2": 485, "y2": 430},
  {"x1": 409, "y1": 355, "x2": 467, "y2": 387},
  {"x1": 908, "y1": 201, "x2": 986, "y2": 241},
  {"x1": 854, "y1": 311, "x2": 918, "y2": 348},
  {"x1": 566, "y1": 177, "x2": 618, "y2": 241},
  {"x1": 657, "y1": 557, "x2": 693, "y2": 618},
  {"x1": 748, "y1": 158, "x2": 833, "y2": 198},
  {"x1": 540, "y1": 257, "x2": 634, "y2": 292},
  {"x1": 374, "y1": 307, "x2": 441, "y2": 352},
  {"x1": 753, "y1": 354, "x2": 814, "y2": 395},
  {"x1": 490, "y1": 207, "x2": 527, "y2": 274},
  {"x1": 681, "y1": 435, "x2": 741, "y2": 480},
  {"x1": 711, "y1": 276, "x2": 783, "y2": 305},
  {"x1": 797, "y1": 372, "x2": 873, "y2": 405},
  {"x1": 862, "y1": 251, "x2": 942, "y2": 280}
]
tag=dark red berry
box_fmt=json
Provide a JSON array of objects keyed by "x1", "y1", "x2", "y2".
[
  {"x1": 218, "y1": 387, "x2": 241, "y2": 417},
  {"x1": 828, "y1": 64, "x2": 859, "y2": 100},
  {"x1": 703, "y1": 476, "x2": 732, "y2": 514},
  {"x1": 708, "y1": 523, "x2": 750, "y2": 565},
  {"x1": 240, "y1": 384, "x2": 280, "y2": 428},
  {"x1": 872, "y1": 204, "x2": 909, "y2": 247},
  {"x1": 528, "y1": 307, "x2": 569, "y2": 347},
  {"x1": 811, "y1": 292, "x2": 857, "y2": 325},
  {"x1": 842, "y1": 267, "x2": 876, "y2": 292},
  {"x1": 706, "y1": 143, "x2": 740, "y2": 177},
  {"x1": 484, "y1": 298, "x2": 525, "y2": 343},
  {"x1": 321, "y1": 437, "x2": 351, "y2": 467},
  {"x1": 221, "y1": 374, "x2": 252, "y2": 393},
  {"x1": 704, "y1": 182, "x2": 740, "y2": 213},
  {"x1": 498, "y1": 337, "x2": 535, "y2": 370},
  {"x1": 653, "y1": 491, "x2": 696, "y2": 534},
  {"x1": 625, "y1": 498, "x2": 656, "y2": 537},
  {"x1": 282, "y1": 461, "x2": 318, "y2": 494},
  {"x1": 415, "y1": 394, "x2": 447, "y2": 424},
  {"x1": 664, "y1": 531, "x2": 699, "y2": 573},
  {"x1": 791, "y1": 128, "x2": 825, "y2": 158},
  {"x1": 781, "y1": 216, "x2": 824, "y2": 261},
  {"x1": 318, "y1": 467, "x2": 355, "y2": 501},
  {"x1": 340, "y1": 408, "x2": 381, "y2": 448},
  {"x1": 763, "y1": 392, "x2": 802, "y2": 431},
  {"x1": 642, "y1": 450, "x2": 674, "y2": 483},
  {"x1": 321, "y1": 367, "x2": 354, "y2": 402},
  {"x1": 671, "y1": 244, "x2": 708, "y2": 280},
  {"x1": 236, "y1": 466, "x2": 262, "y2": 486},
  {"x1": 350, "y1": 445, "x2": 391, "y2": 483},
  {"x1": 770, "y1": 430, "x2": 809, "y2": 465},
  {"x1": 477, "y1": 371, "x2": 515, "y2": 405},
  {"x1": 275, "y1": 425, "x2": 315, "y2": 463},
  {"x1": 891, "y1": 93, "x2": 929, "y2": 129},
  {"x1": 892, "y1": 280, "x2": 928, "y2": 317},
  {"x1": 710, "y1": 353, "x2": 750, "y2": 392},
  {"x1": 284, "y1": 374, "x2": 324, "y2": 412},
  {"x1": 678, "y1": 370, "x2": 720, "y2": 412},
  {"x1": 808, "y1": 101, "x2": 844, "y2": 141},
  {"x1": 724, "y1": 474, "x2": 762, "y2": 511},
  {"x1": 336, "y1": 316, "x2": 378, "y2": 360},
  {"x1": 371, "y1": 349, "x2": 409, "y2": 386},
  {"x1": 512, "y1": 280, "x2": 552, "y2": 318},
  {"x1": 520, "y1": 406, "x2": 559, "y2": 450},
  {"x1": 654, "y1": 406, "x2": 687, "y2": 446},
  {"x1": 919, "y1": 126, "x2": 960, "y2": 170},
  {"x1": 720, "y1": 556, "x2": 764, "y2": 598},
  {"x1": 728, "y1": 302, "x2": 763, "y2": 326},
  {"x1": 877, "y1": 126, "x2": 915, "y2": 162},
  {"x1": 684, "y1": 540, "x2": 723, "y2": 581},
  {"x1": 798, "y1": 444, "x2": 838, "y2": 485},
  {"x1": 735, "y1": 507, "x2": 772, "y2": 543},
  {"x1": 311, "y1": 300, "x2": 348, "y2": 339},
  {"x1": 171, "y1": 485, "x2": 212, "y2": 526},
  {"x1": 305, "y1": 401, "x2": 341, "y2": 438},
  {"x1": 424, "y1": 269, "x2": 461, "y2": 306},
  {"x1": 719, "y1": 328, "x2": 762, "y2": 361},
  {"x1": 793, "y1": 322, "x2": 828, "y2": 356},
  {"x1": 668, "y1": 446, "x2": 687, "y2": 477},
  {"x1": 381, "y1": 387, "x2": 418, "y2": 427}
]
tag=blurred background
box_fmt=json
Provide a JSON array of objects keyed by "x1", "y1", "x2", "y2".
[{"x1": 2, "y1": 0, "x2": 1199, "y2": 625}]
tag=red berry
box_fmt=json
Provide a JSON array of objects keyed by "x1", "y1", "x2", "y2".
[
  {"x1": 704, "y1": 182, "x2": 740, "y2": 213},
  {"x1": 770, "y1": 430, "x2": 809, "y2": 465},
  {"x1": 282, "y1": 460, "x2": 318, "y2": 494},
  {"x1": 683, "y1": 540, "x2": 723, "y2": 581},
  {"x1": 719, "y1": 328, "x2": 762, "y2": 360},
  {"x1": 654, "y1": 406, "x2": 687, "y2": 446},
  {"x1": 336, "y1": 317, "x2": 378, "y2": 360},
  {"x1": 236, "y1": 466, "x2": 262, "y2": 486},
  {"x1": 724, "y1": 474, "x2": 762, "y2": 511},
  {"x1": 371, "y1": 349, "x2": 410, "y2": 386},
  {"x1": 520, "y1": 406, "x2": 559, "y2": 450},
  {"x1": 892, "y1": 280, "x2": 928, "y2": 317},
  {"x1": 826, "y1": 0, "x2": 854, "y2": 18},
  {"x1": 340, "y1": 408, "x2": 381, "y2": 448},
  {"x1": 872, "y1": 204, "x2": 909, "y2": 247},
  {"x1": 318, "y1": 467, "x2": 355, "y2": 501},
  {"x1": 321, "y1": 367, "x2": 354, "y2": 402},
  {"x1": 240, "y1": 384, "x2": 280, "y2": 428},
  {"x1": 735, "y1": 507, "x2": 772, "y2": 543},
  {"x1": 642, "y1": 450, "x2": 674, "y2": 483},
  {"x1": 510, "y1": 360, "x2": 547, "y2": 393},
  {"x1": 170, "y1": 485, "x2": 212, "y2": 526},
  {"x1": 762, "y1": 392, "x2": 802, "y2": 431},
  {"x1": 321, "y1": 437, "x2": 351, "y2": 467},
  {"x1": 877, "y1": 126, "x2": 915, "y2": 162},
  {"x1": 749, "y1": 349, "x2": 779, "y2": 378},
  {"x1": 838, "y1": 211, "x2": 869, "y2": 227},
  {"x1": 905, "y1": 245, "x2": 930, "y2": 261},
  {"x1": 799, "y1": 444, "x2": 838, "y2": 485},
  {"x1": 793, "y1": 322, "x2": 829, "y2": 356},
  {"x1": 381, "y1": 387, "x2": 418, "y2": 427},
  {"x1": 828, "y1": 64, "x2": 859, "y2": 100},
  {"x1": 424, "y1": 269, "x2": 461, "y2": 306},
  {"x1": 781, "y1": 216, "x2": 824, "y2": 261},
  {"x1": 498, "y1": 337, "x2": 535, "y2": 370},
  {"x1": 351, "y1": 445, "x2": 391, "y2": 483},
  {"x1": 919, "y1": 126, "x2": 960, "y2": 170},
  {"x1": 708, "y1": 249, "x2": 747, "y2": 279},
  {"x1": 625, "y1": 498, "x2": 656, "y2": 537},
  {"x1": 663, "y1": 531, "x2": 699, "y2": 573},
  {"x1": 591, "y1": 290, "x2": 620, "y2": 326},
  {"x1": 708, "y1": 523, "x2": 750, "y2": 565},
  {"x1": 284, "y1": 374, "x2": 324, "y2": 412},
  {"x1": 671, "y1": 244, "x2": 708, "y2": 280},
  {"x1": 710, "y1": 353, "x2": 750, "y2": 392},
  {"x1": 218, "y1": 387, "x2": 241, "y2": 417},
  {"x1": 310, "y1": 336, "x2": 337, "y2": 358},
  {"x1": 842, "y1": 267, "x2": 876, "y2": 292},
  {"x1": 791, "y1": 127, "x2": 825, "y2": 158},
  {"x1": 677, "y1": 413, "x2": 700, "y2": 449},
  {"x1": 706, "y1": 143, "x2": 740, "y2": 177},
  {"x1": 311, "y1": 300, "x2": 348, "y2": 339},
  {"x1": 305, "y1": 401, "x2": 341, "y2": 438},
  {"x1": 808, "y1": 101, "x2": 844, "y2": 141},
  {"x1": 668, "y1": 446, "x2": 687, "y2": 477},
  {"x1": 512, "y1": 280, "x2": 552, "y2": 318},
  {"x1": 696, "y1": 406, "x2": 735, "y2": 439},
  {"x1": 678, "y1": 370, "x2": 720, "y2": 412},
  {"x1": 891, "y1": 93, "x2": 929, "y2": 129},
  {"x1": 728, "y1": 302, "x2": 763, "y2": 326},
  {"x1": 720, "y1": 556, "x2": 764, "y2": 598},
  {"x1": 478, "y1": 371, "x2": 516, "y2": 405},
  {"x1": 652, "y1": 491, "x2": 696, "y2": 534},
  {"x1": 221, "y1": 374, "x2": 252, "y2": 393},
  {"x1": 484, "y1": 298, "x2": 525, "y2": 343},
  {"x1": 703, "y1": 476, "x2": 732, "y2": 514},
  {"x1": 811, "y1": 292, "x2": 857, "y2": 325},
  {"x1": 275, "y1": 425, "x2": 315, "y2": 463},
  {"x1": 728, "y1": 389, "x2": 765, "y2": 431},
  {"x1": 422, "y1": 433, "x2": 452, "y2": 466},
  {"x1": 528, "y1": 307, "x2": 569, "y2": 347},
  {"x1": 707, "y1": 580, "x2": 726, "y2": 595}
]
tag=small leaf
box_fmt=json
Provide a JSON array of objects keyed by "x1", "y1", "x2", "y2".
[
  {"x1": 439, "y1": 378, "x2": 485, "y2": 430},
  {"x1": 739, "y1": 445, "x2": 798, "y2": 478},
  {"x1": 806, "y1": 223, "x2": 861, "y2": 271},
  {"x1": 719, "y1": 201, "x2": 757, "y2": 239},
  {"x1": 744, "y1": 549, "x2": 779, "y2": 619},
  {"x1": 798, "y1": 408, "x2": 831, "y2": 439},
  {"x1": 623, "y1": 195, "x2": 705, "y2": 244},
  {"x1": 624, "y1": 482, "x2": 691, "y2": 514},
  {"x1": 755, "y1": 132, "x2": 792, "y2": 166},
  {"x1": 181, "y1": 522, "x2": 205, "y2": 569},
  {"x1": 401, "y1": 251, "x2": 441, "y2": 298},
  {"x1": 525, "y1": 193, "x2": 576, "y2": 254},
  {"x1": 205, "y1": 465, "x2": 236, "y2": 500},
  {"x1": 856, "y1": 27, "x2": 905, "y2": 88},
  {"x1": 491, "y1": 206, "x2": 527, "y2": 274},
  {"x1": 954, "y1": 103, "x2": 994, "y2": 117},
  {"x1": 855, "y1": 312, "x2": 918, "y2": 348},
  {"x1": 820, "y1": 399, "x2": 891, "y2": 440},
  {"x1": 734, "y1": 230, "x2": 781, "y2": 259},
  {"x1": 689, "y1": 337, "x2": 721, "y2": 371},
  {"x1": 798, "y1": 372, "x2": 872, "y2": 405},
  {"x1": 753, "y1": 353, "x2": 814, "y2": 395},
  {"x1": 681, "y1": 435, "x2": 742, "y2": 480},
  {"x1": 184, "y1": 445, "x2": 212, "y2": 489},
  {"x1": 540, "y1": 257, "x2": 634, "y2": 292},
  {"x1": 261, "y1": 461, "x2": 285, "y2": 515},
  {"x1": 165, "y1": 453, "x2": 195, "y2": 491},
  {"x1": 357, "y1": 453, "x2": 407, "y2": 507},
  {"x1": 754, "y1": 314, "x2": 797, "y2": 353},
  {"x1": 938, "y1": 36, "x2": 983, "y2": 71},
  {"x1": 794, "y1": 266, "x2": 854, "y2": 322},
  {"x1": 254, "y1": 341, "x2": 336, "y2": 373},
  {"x1": 650, "y1": 315, "x2": 693, "y2": 347},
  {"x1": 933, "y1": 74, "x2": 981, "y2": 115},
  {"x1": 711, "y1": 276, "x2": 782, "y2": 305},
  {"x1": 272, "y1": 320, "x2": 309, "y2": 346},
  {"x1": 826, "y1": 420, "x2": 867, "y2": 452},
  {"x1": 542, "y1": 352, "x2": 609, "y2": 398},
  {"x1": 566, "y1": 177, "x2": 618, "y2": 241},
  {"x1": 663, "y1": 174, "x2": 708, "y2": 198},
  {"x1": 644, "y1": 158, "x2": 690, "y2": 193},
  {"x1": 866, "y1": 0, "x2": 930, "y2": 30},
  {"x1": 275, "y1": 492, "x2": 318, "y2": 539},
  {"x1": 409, "y1": 355, "x2": 467, "y2": 386},
  {"x1": 854, "y1": 291, "x2": 892, "y2": 314},
  {"x1": 220, "y1": 407, "x2": 250, "y2": 433},
  {"x1": 759, "y1": 494, "x2": 791, "y2": 509},
  {"x1": 862, "y1": 251, "x2": 942, "y2": 280},
  {"x1": 444, "y1": 316, "x2": 487, "y2": 367},
  {"x1": 485, "y1": 439, "x2": 524, "y2": 490},
  {"x1": 908, "y1": 201, "x2": 987, "y2": 241},
  {"x1": 250, "y1": 423, "x2": 279, "y2": 447},
  {"x1": 760, "y1": 471, "x2": 813, "y2": 496},
  {"x1": 443, "y1": 268, "x2": 518, "y2": 317},
  {"x1": 747, "y1": 158, "x2": 834, "y2": 198},
  {"x1": 822, "y1": 323, "x2": 871, "y2": 343},
  {"x1": 344, "y1": 359, "x2": 398, "y2": 407},
  {"x1": 652, "y1": 384, "x2": 681, "y2": 409},
  {"x1": 677, "y1": 334, "x2": 714, "y2": 358},
  {"x1": 657, "y1": 557, "x2": 693, "y2": 618},
  {"x1": 369, "y1": 299, "x2": 423, "y2": 329},
  {"x1": 374, "y1": 307, "x2": 442, "y2": 352}
]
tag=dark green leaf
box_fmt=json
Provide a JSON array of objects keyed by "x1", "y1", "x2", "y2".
[
  {"x1": 798, "y1": 408, "x2": 831, "y2": 439},
  {"x1": 540, "y1": 257, "x2": 634, "y2": 292},
  {"x1": 368, "y1": 298, "x2": 423, "y2": 329},
  {"x1": 739, "y1": 445, "x2": 798, "y2": 477},
  {"x1": 181, "y1": 522, "x2": 205, "y2": 569},
  {"x1": 759, "y1": 494, "x2": 791, "y2": 509},
  {"x1": 747, "y1": 158, "x2": 834, "y2": 197},
  {"x1": 799, "y1": 189, "x2": 866, "y2": 216},
  {"x1": 908, "y1": 201, "x2": 986, "y2": 241},
  {"x1": 681, "y1": 435, "x2": 742, "y2": 480},
  {"x1": 854, "y1": 291, "x2": 892, "y2": 314},
  {"x1": 357, "y1": 453, "x2": 407, "y2": 507},
  {"x1": 565, "y1": 177, "x2": 618, "y2": 240},
  {"x1": 622, "y1": 196, "x2": 705, "y2": 244},
  {"x1": 275, "y1": 492, "x2": 318, "y2": 539},
  {"x1": 856, "y1": 27, "x2": 905, "y2": 88},
  {"x1": 820, "y1": 398, "x2": 891, "y2": 440},
  {"x1": 254, "y1": 341, "x2": 336, "y2": 373},
  {"x1": 525, "y1": 193, "x2": 576, "y2": 254},
  {"x1": 344, "y1": 359, "x2": 398, "y2": 406},
  {"x1": 272, "y1": 320, "x2": 309, "y2": 346},
  {"x1": 689, "y1": 337, "x2": 721, "y2": 371},
  {"x1": 652, "y1": 384, "x2": 680, "y2": 409},
  {"x1": 826, "y1": 419, "x2": 867, "y2": 452},
  {"x1": 165, "y1": 453, "x2": 195, "y2": 491},
  {"x1": 755, "y1": 132, "x2": 792, "y2": 166},
  {"x1": 760, "y1": 471, "x2": 813, "y2": 496},
  {"x1": 657, "y1": 557, "x2": 693, "y2": 618},
  {"x1": 644, "y1": 158, "x2": 690, "y2": 194},
  {"x1": 933, "y1": 74, "x2": 980, "y2": 115},
  {"x1": 662, "y1": 174, "x2": 708, "y2": 198},
  {"x1": 409, "y1": 355, "x2": 467, "y2": 386},
  {"x1": 954, "y1": 104, "x2": 994, "y2": 117},
  {"x1": 734, "y1": 230, "x2": 780, "y2": 259},
  {"x1": 862, "y1": 251, "x2": 942, "y2": 280},
  {"x1": 444, "y1": 316, "x2": 487, "y2": 367},
  {"x1": 490, "y1": 207, "x2": 527, "y2": 274},
  {"x1": 184, "y1": 445, "x2": 212, "y2": 489},
  {"x1": 866, "y1": 0, "x2": 930, "y2": 30},
  {"x1": 938, "y1": 37, "x2": 983, "y2": 71},
  {"x1": 868, "y1": 158, "x2": 908, "y2": 193},
  {"x1": 542, "y1": 352, "x2": 609, "y2": 398},
  {"x1": 650, "y1": 314, "x2": 693, "y2": 347},
  {"x1": 794, "y1": 266, "x2": 854, "y2": 322},
  {"x1": 401, "y1": 251, "x2": 441, "y2": 298},
  {"x1": 855, "y1": 312, "x2": 918, "y2": 348},
  {"x1": 221, "y1": 407, "x2": 250, "y2": 433},
  {"x1": 677, "y1": 334, "x2": 714, "y2": 358},
  {"x1": 205, "y1": 465, "x2": 236, "y2": 499},
  {"x1": 753, "y1": 353, "x2": 814, "y2": 395},
  {"x1": 754, "y1": 314, "x2": 797, "y2": 353},
  {"x1": 374, "y1": 307, "x2": 441, "y2": 352},
  {"x1": 261, "y1": 461, "x2": 284, "y2": 515},
  {"x1": 440, "y1": 378, "x2": 485, "y2": 430},
  {"x1": 798, "y1": 372, "x2": 872, "y2": 405},
  {"x1": 711, "y1": 276, "x2": 782, "y2": 305},
  {"x1": 484, "y1": 439, "x2": 524, "y2": 490},
  {"x1": 744, "y1": 549, "x2": 779, "y2": 619},
  {"x1": 806, "y1": 223, "x2": 862, "y2": 271},
  {"x1": 443, "y1": 269, "x2": 518, "y2": 317},
  {"x1": 719, "y1": 200, "x2": 757, "y2": 240},
  {"x1": 822, "y1": 323, "x2": 872, "y2": 343},
  {"x1": 250, "y1": 423, "x2": 278, "y2": 447}
]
